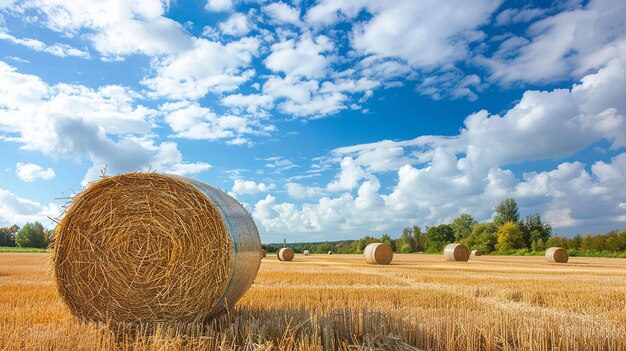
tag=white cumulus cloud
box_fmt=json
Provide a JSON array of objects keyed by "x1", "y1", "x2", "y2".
[
  {"x1": 206, "y1": 0, "x2": 233, "y2": 12},
  {"x1": 0, "y1": 188, "x2": 61, "y2": 227},
  {"x1": 0, "y1": 61, "x2": 208, "y2": 185},
  {"x1": 252, "y1": 57, "x2": 626, "y2": 236},
  {"x1": 15, "y1": 163, "x2": 56, "y2": 182},
  {"x1": 232, "y1": 179, "x2": 275, "y2": 195},
  {"x1": 143, "y1": 37, "x2": 260, "y2": 100},
  {"x1": 263, "y1": 2, "x2": 301, "y2": 25}
]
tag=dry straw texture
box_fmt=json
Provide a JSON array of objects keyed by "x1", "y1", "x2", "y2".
[
  {"x1": 546, "y1": 247, "x2": 569, "y2": 263},
  {"x1": 471, "y1": 250, "x2": 481, "y2": 256},
  {"x1": 363, "y1": 243, "x2": 393, "y2": 265},
  {"x1": 53, "y1": 172, "x2": 261, "y2": 325},
  {"x1": 444, "y1": 243, "x2": 470, "y2": 262},
  {"x1": 277, "y1": 248, "x2": 294, "y2": 261},
  {"x1": 2, "y1": 253, "x2": 626, "y2": 350}
]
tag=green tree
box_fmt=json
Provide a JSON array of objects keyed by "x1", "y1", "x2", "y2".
[
  {"x1": 413, "y1": 225, "x2": 427, "y2": 252},
  {"x1": 546, "y1": 236, "x2": 569, "y2": 249},
  {"x1": 319, "y1": 242, "x2": 333, "y2": 253},
  {"x1": 590, "y1": 234, "x2": 607, "y2": 252},
  {"x1": 426, "y1": 224, "x2": 455, "y2": 252},
  {"x1": 496, "y1": 222, "x2": 525, "y2": 253},
  {"x1": 0, "y1": 225, "x2": 19, "y2": 247},
  {"x1": 581, "y1": 234, "x2": 593, "y2": 252},
  {"x1": 493, "y1": 198, "x2": 520, "y2": 228},
  {"x1": 531, "y1": 238, "x2": 545, "y2": 252},
  {"x1": 520, "y1": 213, "x2": 551, "y2": 248},
  {"x1": 356, "y1": 236, "x2": 378, "y2": 253},
  {"x1": 462, "y1": 222, "x2": 497, "y2": 254},
  {"x1": 15, "y1": 222, "x2": 50, "y2": 249},
  {"x1": 571, "y1": 234, "x2": 583, "y2": 250},
  {"x1": 451, "y1": 214, "x2": 477, "y2": 241},
  {"x1": 398, "y1": 227, "x2": 416, "y2": 253},
  {"x1": 618, "y1": 230, "x2": 626, "y2": 252}
]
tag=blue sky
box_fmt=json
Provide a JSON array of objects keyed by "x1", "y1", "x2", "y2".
[{"x1": 1, "y1": 0, "x2": 625, "y2": 243}]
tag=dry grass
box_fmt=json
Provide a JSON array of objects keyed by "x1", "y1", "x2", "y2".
[
  {"x1": 54, "y1": 173, "x2": 235, "y2": 324},
  {"x1": 1, "y1": 253, "x2": 625, "y2": 350}
]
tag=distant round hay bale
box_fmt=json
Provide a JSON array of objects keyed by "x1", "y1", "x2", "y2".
[
  {"x1": 261, "y1": 249, "x2": 267, "y2": 258},
  {"x1": 53, "y1": 172, "x2": 261, "y2": 325},
  {"x1": 471, "y1": 250, "x2": 481, "y2": 256},
  {"x1": 443, "y1": 243, "x2": 470, "y2": 262},
  {"x1": 363, "y1": 243, "x2": 393, "y2": 265},
  {"x1": 545, "y1": 247, "x2": 568, "y2": 263},
  {"x1": 328, "y1": 251, "x2": 333, "y2": 255},
  {"x1": 277, "y1": 248, "x2": 294, "y2": 261},
  {"x1": 303, "y1": 250, "x2": 310, "y2": 256}
]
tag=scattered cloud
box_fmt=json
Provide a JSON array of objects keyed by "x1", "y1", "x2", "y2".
[
  {"x1": 15, "y1": 163, "x2": 55, "y2": 182},
  {"x1": 143, "y1": 37, "x2": 260, "y2": 100},
  {"x1": 263, "y1": 156, "x2": 299, "y2": 172},
  {"x1": 495, "y1": 7, "x2": 547, "y2": 26},
  {"x1": 479, "y1": 0, "x2": 626, "y2": 84},
  {"x1": 252, "y1": 57, "x2": 626, "y2": 235},
  {"x1": 0, "y1": 30, "x2": 89, "y2": 58},
  {"x1": 1, "y1": 0, "x2": 191, "y2": 58},
  {"x1": 0, "y1": 188, "x2": 61, "y2": 227},
  {"x1": 162, "y1": 101, "x2": 270, "y2": 144},
  {"x1": 1, "y1": 0, "x2": 625, "y2": 237},
  {"x1": 219, "y1": 13, "x2": 251, "y2": 36},
  {"x1": 264, "y1": 33, "x2": 333, "y2": 79},
  {"x1": 286, "y1": 182, "x2": 324, "y2": 199},
  {"x1": 0, "y1": 61, "x2": 204, "y2": 185},
  {"x1": 205, "y1": 0, "x2": 233, "y2": 12},
  {"x1": 162, "y1": 162, "x2": 212, "y2": 176},
  {"x1": 263, "y1": 2, "x2": 301, "y2": 26},
  {"x1": 232, "y1": 179, "x2": 275, "y2": 195}
]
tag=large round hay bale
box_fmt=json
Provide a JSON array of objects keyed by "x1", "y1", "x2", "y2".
[
  {"x1": 443, "y1": 243, "x2": 470, "y2": 262},
  {"x1": 363, "y1": 243, "x2": 393, "y2": 265},
  {"x1": 277, "y1": 247, "x2": 294, "y2": 261},
  {"x1": 471, "y1": 250, "x2": 481, "y2": 256},
  {"x1": 53, "y1": 172, "x2": 261, "y2": 325},
  {"x1": 545, "y1": 247, "x2": 568, "y2": 263}
]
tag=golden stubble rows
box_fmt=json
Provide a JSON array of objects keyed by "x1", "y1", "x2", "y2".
[{"x1": 1, "y1": 253, "x2": 625, "y2": 350}]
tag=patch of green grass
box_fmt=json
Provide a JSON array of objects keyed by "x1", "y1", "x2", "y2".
[{"x1": 0, "y1": 246, "x2": 50, "y2": 253}]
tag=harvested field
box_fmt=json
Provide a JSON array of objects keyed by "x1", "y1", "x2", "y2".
[{"x1": 1, "y1": 253, "x2": 625, "y2": 350}]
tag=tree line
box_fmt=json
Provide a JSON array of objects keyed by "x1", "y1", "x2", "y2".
[
  {"x1": 4, "y1": 199, "x2": 626, "y2": 257},
  {"x1": 264, "y1": 198, "x2": 626, "y2": 257},
  {"x1": 0, "y1": 222, "x2": 53, "y2": 249}
]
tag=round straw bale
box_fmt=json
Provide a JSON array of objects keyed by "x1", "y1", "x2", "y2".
[
  {"x1": 443, "y1": 243, "x2": 470, "y2": 262},
  {"x1": 303, "y1": 250, "x2": 310, "y2": 256},
  {"x1": 545, "y1": 247, "x2": 568, "y2": 263},
  {"x1": 277, "y1": 247, "x2": 294, "y2": 261},
  {"x1": 363, "y1": 243, "x2": 393, "y2": 265},
  {"x1": 328, "y1": 251, "x2": 333, "y2": 255},
  {"x1": 261, "y1": 249, "x2": 267, "y2": 258},
  {"x1": 53, "y1": 172, "x2": 261, "y2": 325},
  {"x1": 471, "y1": 250, "x2": 481, "y2": 256}
]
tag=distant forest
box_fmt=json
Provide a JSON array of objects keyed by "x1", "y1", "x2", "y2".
[
  {"x1": 263, "y1": 198, "x2": 626, "y2": 258},
  {"x1": 2, "y1": 198, "x2": 625, "y2": 257}
]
